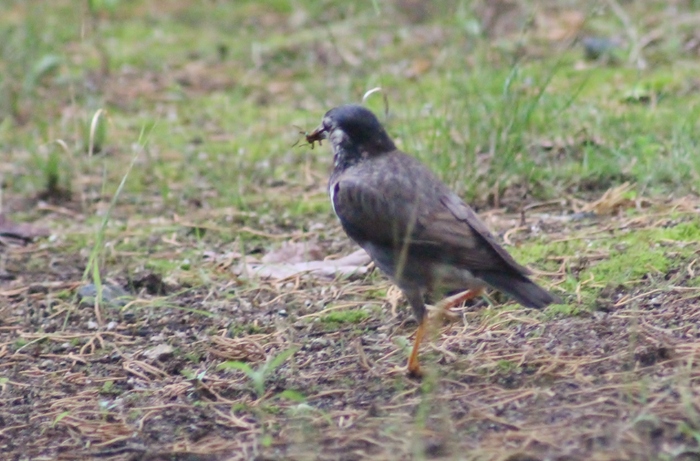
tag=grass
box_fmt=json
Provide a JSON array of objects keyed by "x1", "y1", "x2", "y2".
[
  {"x1": 319, "y1": 309, "x2": 370, "y2": 325},
  {"x1": 510, "y1": 213, "x2": 700, "y2": 308},
  {"x1": 3, "y1": 1, "x2": 700, "y2": 460},
  {"x1": 217, "y1": 347, "x2": 299, "y2": 399}
]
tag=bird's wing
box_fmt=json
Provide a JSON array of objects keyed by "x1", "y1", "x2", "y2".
[
  {"x1": 332, "y1": 179, "x2": 529, "y2": 275},
  {"x1": 419, "y1": 193, "x2": 531, "y2": 275}
]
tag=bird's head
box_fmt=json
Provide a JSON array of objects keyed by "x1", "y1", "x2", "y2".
[{"x1": 307, "y1": 105, "x2": 396, "y2": 168}]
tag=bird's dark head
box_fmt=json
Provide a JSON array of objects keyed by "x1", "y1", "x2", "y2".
[{"x1": 308, "y1": 104, "x2": 396, "y2": 169}]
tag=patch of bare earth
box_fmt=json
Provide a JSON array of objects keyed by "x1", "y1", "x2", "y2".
[{"x1": 2, "y1": 193, "x2": 700, "y2": 461}]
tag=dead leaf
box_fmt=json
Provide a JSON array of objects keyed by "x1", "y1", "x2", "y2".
[
  {"x1": 406, "y1": 58, "x2": 432, "y2": 79},
  {"x1": 479, "y1": 0, "x2": 524, "y2": 38},
  {"x1": 0, "y1": 213, "x2": 50, "y2": 244},
  {"x1": 261, "y1": 241, "x2": 324, "y2": 264},
  {"x1": 143, "y1": 344, "x2": 174, "y2": 361},
  {"x1": 209, "y1": 336, "x2": 267, "y2": 362},
  {"x1": 386, "y1": 285, "x2": 404, "y2": 317},
  {"x1": 174, "y1": 61, "x2": 235, "y2": 93},
  {"x1": 267, "y1": 80, "x2": 293, "y2": 95},
  {"x1": 237, "y1": 248, "x2": 371, "y2": 280},
  {"x1": 449, "y1": 127, "x2": 467, "y2": 146},
  {"x1": 536, "y1": 9, "x2": 585, "y2": 42},
  {"x1": 580, "y1": 182, "x2": 636, "y2": 215}
]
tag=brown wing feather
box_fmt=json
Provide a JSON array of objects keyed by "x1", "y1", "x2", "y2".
[
  {"x1": 333, "y1": 178, "x2": 528, "y2": 277},
  {"x1": 431, "y1": 193, "x2": 532, "y2": 275}
]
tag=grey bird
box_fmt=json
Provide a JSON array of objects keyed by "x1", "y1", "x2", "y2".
[{"x1": 307, "y1": 104, "x2": 561, "y2": 376}]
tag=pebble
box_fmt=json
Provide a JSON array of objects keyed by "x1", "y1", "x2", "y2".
[
  {"x1": 77, "y1": 283, "x2": 132, "y2": 308},
  {"x1": 143, "y1": 344, "x2": 174, "y2": 361},
  {"x1": 306, "y1": 338, "x2": 330, "y2": 351},
  {"x1": 649, "y1": 296, "x2": 663, "y2": 306}
]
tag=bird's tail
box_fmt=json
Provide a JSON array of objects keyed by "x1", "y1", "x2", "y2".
[{"x1": 478, "y1": 272, "x2": 561, "y2": 309}]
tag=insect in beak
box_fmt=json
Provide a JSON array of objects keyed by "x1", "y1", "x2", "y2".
[
  {"x1": 291, "y1": 125, "x2": 327, "y2": 149},
  {"x1": 304, "y1": 125, "x2": 327, "y2": 149}
]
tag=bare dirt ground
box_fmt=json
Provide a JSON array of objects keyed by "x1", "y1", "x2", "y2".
[{"x1": 3, "y1": 195, "x2": 700, "y2": 461}]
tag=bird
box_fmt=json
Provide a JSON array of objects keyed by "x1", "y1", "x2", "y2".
[{"x1": 306, "y1": 104, "x2": 561, "y2": 377}]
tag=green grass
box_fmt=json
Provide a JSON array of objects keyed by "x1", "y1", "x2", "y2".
[
  {"x1": 512, "y1": 215, "x2": 700, "y2": 307},
  {"x1": 5, "y1": 1, "x2": 700, "y2": 214},
  {"x1": 319, "y1": 309, "x2": 370, "y2": 325},
  {"x1": 5, "y1": 1, "x2": 700, "y2": 460}
]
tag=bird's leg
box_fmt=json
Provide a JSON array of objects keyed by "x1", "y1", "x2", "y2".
[
  {"x1": 404, "y1": 290, "x2": 428, "y2": 378},
  {"x1": 406, "y1": 289, "x2": 483, "y2": 378},
  {"x1": 407, "y1": 317, "x2": 427, "y2": 378},
  {"x1": 435, "y1": 288, "x2": 484, "y2": 323}
]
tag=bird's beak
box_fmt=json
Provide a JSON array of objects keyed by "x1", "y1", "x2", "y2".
[{"x1": 306, "y1": 125, "x2": 327, "y2": 149}]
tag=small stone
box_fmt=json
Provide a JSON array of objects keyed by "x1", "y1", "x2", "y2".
[
  {"x1": 143, "y1": 344, "x2": 174, "y2": 361},
  {"x1": 122, "y1": 311, "x2": 137, "y2": 323},
  {"x1": 649, "y1": 296, "x2": 663, "y2": 306},
  {"x1": 582, "y1": 36, "x2": 616, "y2": 60},
  {"x1": 306, "y1": 338, "x2": 330, "y2": 351},
  {"x1": 568, "y1": 211, "x2": 597, "y2": 221},
  {"x1": 77, "y1": 283, "x2": 132, "y2": 308}
]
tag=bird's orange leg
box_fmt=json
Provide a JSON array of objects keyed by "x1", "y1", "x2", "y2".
[
  {"x1": 407, "y1": 288, "x2": 484, "y2": 378},
  {"x1": 440, "y1": 287, "x2": 484, "y2": 311},
  {"x1": 407, "y1": 317, "x2": 427, "y2": 378}
]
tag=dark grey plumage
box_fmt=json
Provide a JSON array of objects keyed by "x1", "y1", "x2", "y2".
[{"x1": 309, "y1": 104, "x2": 561, "y2": 375}]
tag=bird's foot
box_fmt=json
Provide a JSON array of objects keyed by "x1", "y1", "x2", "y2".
[
  {"x1": 407, "y1": 364, "x2": 423, "y2": 379},
  {"x1": 441, "y1": 288, "x2": 485, "y2": 309},
  {"x1": 426, "y1": 303, "x2": 460, "y2": 322},
  {"x1": 434, "y1": 288, "x2": 484, "y2": 321}
]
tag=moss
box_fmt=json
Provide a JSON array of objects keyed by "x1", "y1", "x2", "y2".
[
  {"x1": 320, "y1": 309, "x2": 369, "y2": 325},
  {"x1": 510, "y1": 216, "x2": 700, "y2": 313}
]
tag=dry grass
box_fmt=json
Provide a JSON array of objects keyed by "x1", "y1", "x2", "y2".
[
  {"x1": 3, "y1": 1, "x2": 700, "y2": 460},
  {"x1": 3, "y1": 195, "x2": 700, "y2": 460}
]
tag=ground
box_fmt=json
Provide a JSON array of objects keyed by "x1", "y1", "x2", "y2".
[{"x1": 2, "y1": 1, "x2": 700, "y2": 460}]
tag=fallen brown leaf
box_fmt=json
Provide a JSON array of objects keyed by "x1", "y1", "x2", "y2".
[
  {"x1": 580, "y1": 182, "x2": 636, "y2": 215},
  {"x1": 260, "y1": 241, "x2": 324, "y2": 264},
  {"x1": 0, "y1": 213, "x2": 50, "y2": 243},
  {"x1": 406, "y1": 58, "x2": 432, "y2": 79},
  {"x1": 536, "y1": 9, "x2": 585, "y2": 42},
  {"x1": 237, "y1": 247, "x2": 371, "y2": 280}
]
